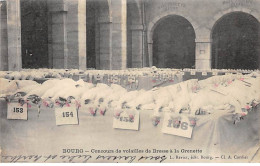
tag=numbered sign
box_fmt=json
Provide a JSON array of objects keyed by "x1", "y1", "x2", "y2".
[
  {"x1": 202, "y1": 72, "x2": 207, "y2": 76},
  {"x1": 55, "y1": 105, "x2": 78, "y2": 125},
  {"x1": 162, "y1": 113, "x2": 193, "y2": 138},
  {"x1": 7, "y1": 102, "x2": 28, "y2": 120},
  {"x1": 113, "y1": 110, "x2": 139, "y2": 131}
]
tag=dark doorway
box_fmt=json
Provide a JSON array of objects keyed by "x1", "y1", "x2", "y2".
[
  {"x1": 86, "y1": 0, "x2": 96, "y2": 69},
  {"x1": 152, "y1": 15, "x2": 196, "y2": 68},
  {"x1": 212, "y1": 12, "x2": 260, "y2": 70},
  {"x1": 21, "y1": 0, "x2": 48, "y2": 69}
]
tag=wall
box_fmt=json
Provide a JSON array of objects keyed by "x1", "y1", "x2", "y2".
[
  {"x1": 127, "y1": 0, "x2": 143, "y2": 68},
  {"x1": 66, "y1": 0, "x2": 87, "y2": 70},
  {"x1": 7, "y1": 0, "x2": 22, "y2": 71},
  {"x1": 144, "y1": 0, "x2": 260, "y2": 69},
  {"x1": 0, "y1": 1, "x2": 8, "y2": 71}
]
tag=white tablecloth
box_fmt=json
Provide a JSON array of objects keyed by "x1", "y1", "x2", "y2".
[{"x1": 1, "y1": 100, "x2": 259, "y2": 163}]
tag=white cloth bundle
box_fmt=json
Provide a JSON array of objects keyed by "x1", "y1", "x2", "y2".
[
  {"x1": 80, "y1": 83, "x2": 109, "y2": 104},
  {"x1": 0, "y1": 78, "x2": 18, "y2": 96},
  {"x1": 23, "y1": 79, "x2": 63, "y2": 99}
]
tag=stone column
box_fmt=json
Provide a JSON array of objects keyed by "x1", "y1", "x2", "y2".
[
  {"x1": 0, "y1": 2, "x2": 8, "y2": 71},
  {"x1": 195, "y1": 38, "x2": 212, "y2": 69},
  {"x1": 111, "y1": 0, "x2": 127, "y2": 70},
  {"x1": 47, "y1": 7, "x2": 53, "y2": 68},
  {"x1": 7, "y1": 0, "x2": 22, "y2": 71},
  {"x1": 147, "y1": 42, "x2": 153, "y2": 67},
  {"x1": 95, "y1": 16, "x2": 100, "y2": 69},
  {"x1": 0, "y1": 3, "x2": 1, "y2": 70},
  {"x1": 130, "y1": 24, "x2": 143, "y2": 68},
  {"x1": 66, "y1": 0, "x2": 86, "y2": 70},
  {"x1": 48, "y1": 0, "x2": 68, "y2": 69},
  {"x1": 258, "y1": 26, "x2": 260, "y2": 70},
  {"x1": 98, "y1": 16, "x2": 112, "y2": 70}
]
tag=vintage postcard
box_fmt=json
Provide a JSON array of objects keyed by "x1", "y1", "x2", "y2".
[{"x1": 0, "y1": 0, "x2": 260, "y2": 163}]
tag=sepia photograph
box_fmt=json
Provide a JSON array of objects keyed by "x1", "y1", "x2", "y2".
[{"x1": 0, "y1": 0, "x2": 260, "y2": 163}]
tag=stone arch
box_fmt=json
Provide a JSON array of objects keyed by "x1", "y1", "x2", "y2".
[
  {"x1": 147, "y1": 11, "x2": 198, "y2": 44},
  {"x1": 210, "y1": 10, "x2": 260, "y2": 69},
  {"x1": 147, "y1": 11, "x2": 198, "y2": 67},
  {"x1": 208, "y1": 8, "x2": 260, "y2": 38}
]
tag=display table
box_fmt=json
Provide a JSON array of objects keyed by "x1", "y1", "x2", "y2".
[{"x1": 0, "y1": 99, "x2": 259, "y2": 163}]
